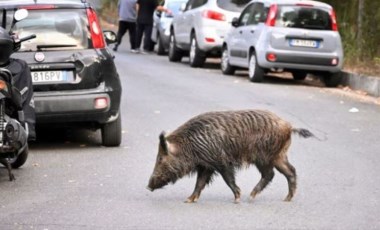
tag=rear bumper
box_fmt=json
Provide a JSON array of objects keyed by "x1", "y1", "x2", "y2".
[
  {"x1": 258, "y1": 50, "x2": 343, "y2": 73},
  {"x1": 34, "y1": 88, "x2": 121, "y2": 125}
]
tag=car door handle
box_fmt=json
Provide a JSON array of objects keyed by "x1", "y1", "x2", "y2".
[
  {"x1": 250, "y1": 30, "x2": 255, "y2": 33},
  {"x1": 239, "y1": 31, "x2": 243, "y2": 34}
]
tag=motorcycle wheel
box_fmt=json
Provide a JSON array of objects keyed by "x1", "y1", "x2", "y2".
[{"x1": 11, "y1": 145, "x2": 29, "y2": 169}]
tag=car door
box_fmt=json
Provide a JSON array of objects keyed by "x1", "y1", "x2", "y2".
[
  {"x1": 176, "y1": 0, "x2": 207, "y2": 48},
  {"x1": 228, "y1": 3, "x2": 255, "y2": 66},
  {"x1": 239, "y1": 2, "x2": 268, "y2": 66}
]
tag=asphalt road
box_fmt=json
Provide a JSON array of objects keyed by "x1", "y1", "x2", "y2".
[{"x1": 1, "y1": 43, "x2": 380, "y2": 230}]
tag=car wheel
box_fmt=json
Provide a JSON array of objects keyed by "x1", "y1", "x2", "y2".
[
  {"x1": 221, "y1": 46, "x2": 236, "y2": 75},
  {"x1": 10, "y1": 145, "x2": 29, "y2": 169},
  {"x1": 168, "y1": 32, "x2": 183, "y2": 62},
  {"x1": 291, "y1": 71, "x2": 308, "y2": 80},
  {"x1": 156, "y1": 33, "x2": 166, "y2": 55},
  {"x1": 248, "y1": 51, "x2": 264, "y2": 82},
  {"x1": 189, "y1": 34, "x2": 206, "y2": 68},
  {"x1": 323, "y1": 72, "x2": 341, "y2": 87},
  {"x1": 101, "y1": 115, "x2": 122, "y2": 147}
]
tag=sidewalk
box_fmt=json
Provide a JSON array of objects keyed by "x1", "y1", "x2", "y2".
[{"x1": 339, "y1": 72, "x2": 380, "y2": 97}]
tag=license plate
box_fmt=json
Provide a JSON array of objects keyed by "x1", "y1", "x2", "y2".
[
  {"x1": 31, "y1": 71, "x2": 74, "y2": 84},
  {"x1": 289, "y1": 39, "x2": 319, "y2": 48}
]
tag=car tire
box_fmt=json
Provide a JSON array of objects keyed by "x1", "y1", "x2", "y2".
[
  {"x1": 168, "y1": 32, "x2": 183, "y2": 62},
  {"x1": 221, "y1": 46, "x2": 236, "y2": 75},
  {"x1": 323, "y1": 72, "x2": 341, "y2": 87},
  {"x1": 10, "y1": 145, "x2": 29, "y2": 169},
  {"x1": 248, "y1": 51, "x2": 264, "y2": 82},
  {"x1": 101, "y1": 115, "x2": 122, "y2": 147},
  {"x1": 189, "y1": 34, "x2": 206, "y2": 68},
  {"x1": 156, "y1": 33, "x2": 166, "y2": 55}
]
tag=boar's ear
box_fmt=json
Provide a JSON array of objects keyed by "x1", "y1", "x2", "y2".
[{"x1": 159, "y1": 131, "x2": 168, "y2": 155}]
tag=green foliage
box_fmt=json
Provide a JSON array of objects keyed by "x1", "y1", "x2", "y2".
[{"x1": 320, "y1": 0, "x2": 380, "y2": 65}]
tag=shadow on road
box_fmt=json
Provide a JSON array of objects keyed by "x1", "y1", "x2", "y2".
[{"x1": 30, "y1": 126, "x2": 102, "y2": 150}]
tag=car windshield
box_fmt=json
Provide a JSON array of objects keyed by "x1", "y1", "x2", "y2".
[
  {"x1": 9, "y1": 9, "x2": 89, "y2": 51},
  {"x1": 217, "y1": 0, "x2": 251, "y2": 12},
  {"x1": 276, "y1": 5, "x2": 332, "y2": 30}
]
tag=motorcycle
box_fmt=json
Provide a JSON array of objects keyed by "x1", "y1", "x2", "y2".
[{"x1": 0, "y1": 9, "x2": 35, "y2": 181}]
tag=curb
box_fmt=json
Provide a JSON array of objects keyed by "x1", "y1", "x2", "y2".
[{"x1": 340, "y1": 72, "x2": 380, "y2": 97}]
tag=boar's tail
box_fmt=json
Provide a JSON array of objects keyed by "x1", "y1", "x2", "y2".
[
  {"x1": 159, "y1": 131, "x2": 168, "y2": 154},
  {"x1": 292, "y1": 128, "x2": 315, "y2": 138}
]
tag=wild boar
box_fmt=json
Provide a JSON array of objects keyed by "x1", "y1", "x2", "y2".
[{"x1": 147, "y1": 110, "x2": 314, "y2": 203}]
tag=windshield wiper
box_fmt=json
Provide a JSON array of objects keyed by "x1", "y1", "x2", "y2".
[{"x1": 36, "y1": 44, "x2": 77, "y2": 50}]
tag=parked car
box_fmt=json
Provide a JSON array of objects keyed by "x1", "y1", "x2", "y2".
[
  {"x1": 221, "y1": 0, "x2": 344, "y2": 87},
  {"x1": 0, "y1": 0, "x2": 123, "y2": 146},
  {"x1": 168, "y1": 0, "x2": 251, "y2": 67},
  {"x1": 152, "y1": 0, "x2": 187, "y2": 55}
]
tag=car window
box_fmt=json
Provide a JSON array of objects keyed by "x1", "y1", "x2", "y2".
[
  {"x1": 217, "y1": 0, "x2": 251, "y2": 12},
  {"x1": 276, "y1": 5, "x2": 332, "y2": 30},
  {"x1": 247, "y1": 3, "x2": 268, "y2": 25},
  {"x1": 237, "y1": 3, "x2": 255, "y2": 27},
  {"x1": 191, "y1": 0, "x2": 207, "y2": 9},
  {"x1": 167, "y1": 1, "x2": 187, "y2": 15},
  {"x1": 11, "y1": 9, "x2": 89, "y2": 51}
]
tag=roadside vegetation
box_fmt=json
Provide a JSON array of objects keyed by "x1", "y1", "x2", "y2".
[{"x1": 98, "y1": 0, "x2": 380, "y2": 77}]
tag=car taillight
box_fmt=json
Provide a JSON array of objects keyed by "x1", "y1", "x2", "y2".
[
  {"x1": 202, "y1": 10, "x2": 226, "y2": 21},
  {"x1": 329, "y1": 9, "x2": 338, "y2": 31},
  {"x1": 86, "y1": 8, "x2": 105, "y2": 48},
  {"x1": 265, "y1": 4, "x2": 278, "y2": 27},
  {"x1": 266, "y1": 53, "x2": 277, "y2": 62}
]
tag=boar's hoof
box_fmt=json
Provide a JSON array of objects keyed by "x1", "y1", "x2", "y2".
[
  {"x1": 234, "y1": 198, "x2": 241, "y2": 204},
  {"x1": 283, "y1": 195, "x2": 293, "y2": 202},
  {"x1": 185, "y1": 196, "x2": 199, "y2": 203}
]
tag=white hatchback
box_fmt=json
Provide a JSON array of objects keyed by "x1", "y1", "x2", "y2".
[
  {"x1": 168, "y1": 0, "x2": 250, "y2": 67},
  {"x1": 222, "y1": 0, "x2": 344, "y2": 87}
]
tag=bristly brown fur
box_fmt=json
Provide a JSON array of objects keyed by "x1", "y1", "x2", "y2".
[{"x1": 148, "y1": 109, "x2": 314, "y2": 203}]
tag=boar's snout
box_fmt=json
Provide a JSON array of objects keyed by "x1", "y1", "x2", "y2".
[{"x1": 147, "y1": 174, "x2": 169, "y2": 192}]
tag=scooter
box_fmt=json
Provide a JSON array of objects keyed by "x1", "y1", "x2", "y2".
[{"x1": 0, "y1": 9, "x2": 35, "y2": 181}]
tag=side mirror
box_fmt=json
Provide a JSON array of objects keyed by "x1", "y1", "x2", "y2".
[
  {"x1": 103, "y1": 30, "x2": 117, "y2": 45},
  {"x1": 14, "y1": 9, "x2": 28, "y2": 22},
  {"x1": 231, "y1": 17, "x2": 239, "y2": 27},
  {"x1": 155, "y1": 10, "x2": 162, "y2": 18}
]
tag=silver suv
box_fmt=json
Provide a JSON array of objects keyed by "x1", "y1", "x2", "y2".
[
  {"x1": 168, "y1": 0, "x2": 250, "y2": 67},
  {"x1": 221, "y1": 0, "x2": 344, "y2": 87}
]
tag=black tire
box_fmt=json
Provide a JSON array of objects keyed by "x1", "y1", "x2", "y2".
[
  {"x1": 168, "y1": 32, "x2": 183, "y2": 62},
  {"x1": 221, "y1": 46, "x2": 236, "y2": 75},
  {"x1": 291, "y1": 71, "x2": 308, "y2": 80},
  {"x1": 189, "y1": 34, "x2": 206, "y2": 67},
  {"x1": 156, "y1": 33, "x2": 166, "y2": 55},
  {"x1": 101, "y1": 115, "x2": 122, "y2": 147},
  {"x1": 248, "y1": 51, "x2": 264, "y2": 82},
  {"x1": 323, "y1": 72, "x2": 341, "y2": 87},
  {"x1": 11, "y1": 145, "x2": 29, "y2": 169}
]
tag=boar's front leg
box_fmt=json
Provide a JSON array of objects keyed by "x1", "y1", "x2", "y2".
[
  {"x1": 217, "y1": 166, "x2": 241, "y2": 203},
  {"x1": 186, "y1": 166, "x2": 214, "y2": 203}
]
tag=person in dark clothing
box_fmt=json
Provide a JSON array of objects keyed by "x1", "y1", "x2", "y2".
[
  {"x1": 113, "y1": 0, "x2": 138, "y2": 52},
  {"x1": 136, "y1": 0, "x2": 168, "y2": 53}
]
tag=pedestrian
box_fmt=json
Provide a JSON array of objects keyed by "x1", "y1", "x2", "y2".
[
  {"x1": 113, "y1": 0, "x2": 138, "y2": 53},
  {"x1": 136, "y1": 0, "x2": 168, "y2": 53}
]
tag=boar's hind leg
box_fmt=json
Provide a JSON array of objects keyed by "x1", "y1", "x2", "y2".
[
  {"x1": 274, "y1": 157, "x2": 297, "y2": 202},
  {"x1": 186, "y1": 167, "x2": 214, "y2": 203},
  {"x1": 217, "y1": 166, "x2": 241, "y2": 203},
  {"x1": 250, "y1": 164, "x2": 275, "y2": 200}
]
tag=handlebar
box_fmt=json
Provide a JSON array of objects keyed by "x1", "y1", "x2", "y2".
[{"x1": 18, "y1": 34, "x2": 36, "y2": 43}]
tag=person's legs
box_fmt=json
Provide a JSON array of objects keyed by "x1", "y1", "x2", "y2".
[
  {"x1": 127, "y1": 21, "x2": 137, "y2": 51},
  {"x1": 136, "y1": 23, "x2": 145, "y2": 51},
  {"x1": 114, "y1": 20, "x2": 128, "y2": 51},
  {"x1": 143, "y1": 24, "x2": 153, "y2": 52}
]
